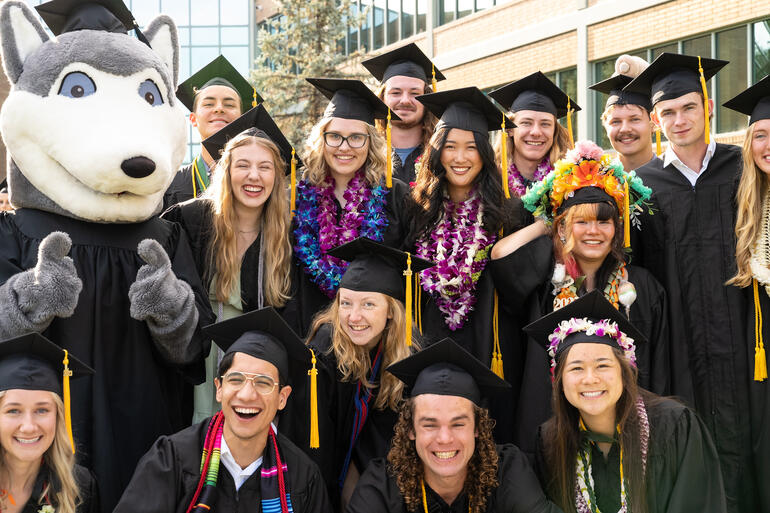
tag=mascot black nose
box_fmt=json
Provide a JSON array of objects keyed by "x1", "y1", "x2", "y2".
[{"x1": 121, "y1": 157, "x2": 156, "y2": 178}]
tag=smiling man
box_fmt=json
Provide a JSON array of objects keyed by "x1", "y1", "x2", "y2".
[
  {"x1": 347, "y1": 339, "x2": 562, "y2": 513},
  {"x1": 114, "y1": 308, "x2": 331, "y2": 513}
]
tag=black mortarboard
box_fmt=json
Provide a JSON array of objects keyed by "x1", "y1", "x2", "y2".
[
  {"x1": 203, "y1": 307, "x2": 310, "y2": 385},
  {"x1": 35, "y1": 0, "x2": 149, "y2": 44},
  {"x1": 329, "y1": 237, "x2": 433, "y2": 302},
  {"x1": 307, "y1": 78, "x2": 399, "y2": 125},
  {"x1": 723, "y1": 74, "x2": 770, "y2": 126},
  {"x1": 489, "y1": 72, "x2": 581, "y2": 119},
  {"x1": 524, "y1": 290, "x2": 646, "y2": 363},
  {"x1": 624, "y1": 52, "x2": 727, "y2": 106},
  {"x1": 416, "y1": 87, "x2": 514, "y2": 134},
  {"x1": 387, "y1": 338, "x2": 510, "y2": 405},
  {"x1": 361, "y1": 42, "x2": 446, "y2": 85},
  {"x1": 201, "y1": 104, "x2": 302, "y2": 170},
  {"x1": 559, "y1": 186, "x2": 616, "y2": 214},
  {"x1": 177, "y1": 55, "x2": 260, "y2": 113},
  {"x1": 589, "y1": 74, "x2": 652, "y2": 112}
]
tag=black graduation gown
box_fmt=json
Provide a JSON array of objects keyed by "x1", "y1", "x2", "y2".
[
  {"x1": 0, "y1": 208, "x2": 215, "y2": 513},
  {"x1": 489, "y1": 235, "x2": 670, "y2": 458},
  {"x1": 113, "y1": 418, "x2": 332, "y2": 513},
  {"x1": 161, "y1": 198, "x2": 302, "y2": 333},
  {"x1": 631, "y1": 144, "x2": 753, "y2": 511},
  {"x1": 20, "y1": 464, "x2": 98, "y2": 513},
  {"x1": 346, "y1": 444, "x2": 563, "y2": 513},
  {"x1": 392, "y1": 146, "x2": 423, "y2": 184},
  {"x1": 162, "y1": 156, "x2": 210, "y2": 211},
  {"x1": 293, "y1": 178, "x2": 410, "y2": 337},
  {"x1": 535, "y1": 396, "x2": 727, "y2": 513}
]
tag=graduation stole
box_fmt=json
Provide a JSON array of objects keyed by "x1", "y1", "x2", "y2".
[
  {"x1": 552, "y1": 262, "x2": 637, "y2": 317},
  {"x1": 338, "y1": 342, "x2": 384, "y2": 488},
  {"x1": 191, "y1": 155, "x2": 210, "y2": 198},
  {"x1": 186, "y1": 412, "x2": 293, "y2": 513}
]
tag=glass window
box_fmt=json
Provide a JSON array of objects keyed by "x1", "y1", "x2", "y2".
[
  {"x1": 544, "y1": 71, "x2": 557, "y2": 84},
  {"x1": 221, "y1": 46, "x2": 250, "y2": 76},
  {"x1": 683, "y1": 34, "x2": 711, "y2": 58},
  {"x1": 190, "y1": 46, "x2": 220, "y2": 71},
  {"x1": 160, "y1": 0, "x2": 189, "y2": 25},
  {"x1": 402, "y1": 0, "x2": 415, "y2": 39},
  {"x1": 190, "y1": 0, "x2": 219, "y2": 25},
  {"x1": 754, "y1": 19, "x2": 770, "y2": 81},
  {"x1": 458, "y1": 0, "x2": 473, "y2": 20},
  {"x1": 360, "y1": 0, "x2": 371, "y2": 52},
  {"x1": 373, "y1": 0, "x2": 385, "y2": 49},
  {"x1": 387, "y1": 0, "x2": 399, "y2": 44},
  {"x1": 178, "y1": 46, "x2": 192, "y2": 82},
  {"x1": 220, "y1": 0, "x2": 249, "y2": 25},
  {"x1": 129, "y1": 0, "x2": 160, "y2": 24},
  {"x1": 475, "y1": 0, "x2": 494, "y2": 10},
  {"x1": 592, "y1": 58, "x2": 615, "y2": 149},
  {"x1": 416, "y1": 0, "x2": 427, "y2": 32},
  {"x1": 348, "y1": 3, "x2": 359, "y2": 54},
  {"x1": 220, "y1": 26, "x2": 248, "y2": 46},
  {"x1": 440, "y1": 0, "x2": 455, "y2": 25},
  {"x1": 190, "y1": 26, "x2": 220, "y2": 45},
  {"x1": 651, "y1": 42, "x2": 677, "y2": 59},
  {"x1": 177, "y1": 27, "x2": 190, "y2": 46},
  {"x1": 716, "y1": 26, "x2": 747, "y2": 132},
  {"x1": 559, "y1": 68, "x2": 577, "y2": 108}
]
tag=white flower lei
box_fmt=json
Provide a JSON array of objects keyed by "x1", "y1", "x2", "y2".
[{"x1": 750, "y1": 188, "x2": 770, "y2": 295}]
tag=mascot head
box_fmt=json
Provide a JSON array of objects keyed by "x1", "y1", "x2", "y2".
[{"x1": 0, "y1": 1, "x2": 187, "y2": 223}]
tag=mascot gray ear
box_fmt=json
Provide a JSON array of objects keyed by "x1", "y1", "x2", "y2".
[
  {"x1": 0, "y1": 1, "x2": 50, "y2": 85},
  {"x1": 144, "y1": 15, "x2": 179, "y2": 88}
]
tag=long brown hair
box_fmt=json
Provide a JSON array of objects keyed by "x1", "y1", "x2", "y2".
[
  {"x1": 0, "y1": 392, "x2": 80, "y2": 513},
  {"x1": 374, "y1": 82, "x2": 437, "y2": 148},
  {"x1": 387, "y1": 398, "x2": 499, "y2": 513},
  {"x1": 730, "y1": 123, "x2": 766, "y2": 287},
  {"x1": 307, "y1": 292, "x2": 415, "y2": 410},
  {"x1": 494, "y1": 111, "x2": 572, "y2": 171},
  {"x1": 541, "y1": 346, "x2": 650, "y2": 513},
  {"x1": 206, "y1": 131, "x2": 292, "y2": 306}
]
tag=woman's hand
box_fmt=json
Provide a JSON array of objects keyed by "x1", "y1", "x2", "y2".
[{"x1": 490, "y1": 218, "x2": 550, "y2": 260}]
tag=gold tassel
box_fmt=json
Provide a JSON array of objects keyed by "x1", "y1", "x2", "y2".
[
  {"x1": 754, "y1": 279, "x2": 768, "y2": 381},
  {"x1": 404, "y1": 253, "x2": 413, "y2": 347},
  {"x1": 623, "y1": 178, "x2": 631, "y2": 248},
  {"x1": 431, "y1": 64, "x2": 438, "y2": 92},
  {"x1": 655, "y1": 127, "x2": 662, "y2": 156},
  {"x1": 491, "y1": 291, "x2": 504, "y2": 379},
  {"x1": 252, "y1": 87, "x2": 258, "y2": 108},
  {"x1": 566, "y1": 98, "x2": 575, "y2": 148},
  {"x1": 290, "y1": 148, "x2": 297, "y2": 219},
  {"x1": 62, "y1": 350, "x2": 75, "y2": 454},
  {"x1": 416, "y1": 272, "x2": 423, "y2": 335},
  {"x1": 308, "y1": 349, "x2": 320, "y2": 448},
  {"x1": 386, "y1": 108, "x2": 393, "y2": 188},
  {"x1": 501, "y1": 113, "x2": 510, "y2": 199},
  {"x1": 698, "y1": 56, "x2": 710, "y2": 145}
]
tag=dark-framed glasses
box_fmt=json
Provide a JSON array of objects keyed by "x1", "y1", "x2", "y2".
[
  {"x1": 221, "y1": 371, "x2": 278, "y2": 395},
  {"x1": 323, "y1": 131, "x2": 369, "y2": 148}
]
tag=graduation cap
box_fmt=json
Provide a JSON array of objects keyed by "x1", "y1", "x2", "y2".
[
  {"x1": 0, "y1": 333, "x2": 94, "y2": 453},
  {"x1": 35, "y1": 0, "x2": 150, "y2": 45},
  {"x1": 386, "y1": 338, "x2": 510, "y2": 405},
  {"x1": 203, "y1": 307, "x2": 321, "y2": 448},
  {"x1": 489, "y1": 71, "x2": 581, "y2": 120},
  {"x1": 329, "y1": 237, "x2": 434, "y2": 346},
  {"x1": 624, "y1": 52, "x2": 728, "y2": 144},
  {"x1": 723, "y1": 74, "x2": 770, "y2": 126},
  {"x1": 524, "y1": 290, "x2": 646, "y2": 373},
  {"x1": 177, "y1": 55, "x2": 261, "y2": 113},
  {"x1": 589, "y1": 74, "x2": 652, "y2": 113},
  {"x1": 361, "y1": 42, "x2": 446, "y2": 90}
]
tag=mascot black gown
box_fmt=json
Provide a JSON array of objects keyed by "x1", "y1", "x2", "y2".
[{"x1": 0, "y1": 2, "x2": 215, "y2": 511}]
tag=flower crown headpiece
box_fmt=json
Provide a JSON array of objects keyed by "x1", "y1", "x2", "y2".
[
  {"x1": 547, "y1": 317, "x2": 637, "y2": 379},
  {"x1": 521, "y1": 140, "x2": 652, "y2": 230}
]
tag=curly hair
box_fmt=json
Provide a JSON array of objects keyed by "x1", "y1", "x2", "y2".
[{"x1": 387, "y1": 398, "x2": 499, "y2": 513}]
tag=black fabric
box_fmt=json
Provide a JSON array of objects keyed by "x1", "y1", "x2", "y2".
[
  {"x1": 20, "y1": 464, "x2": 99, "y2": 513},
  {"x1": 0, "y1": 208, "x2": 214, "y2": 513},
  {"x1": 558, "y1": 186, "x2": 615, "y2": 214},
  {"x1": 307, "y1": 79, "x2": 396, "y2": 125},
  {"x1": 630, "y1": 143, "x2": 755, "y2": 512},
  {"x1": 163, "y1": 162, "x2": 203, "y2": 211},
  {"x1": 535, "y1": 396, "x2": 727, "y2": 512},
  {"x1": 488, "y1": 72, "x2": 581, "y2": 119},
  {"x1": 722, "y1": 74, "x2": 770, "y2": 125},
  {"x1": 35, "y1": 0, "x2": 134, "y2": 35},
  {"x1": 589, "y1": 74, "x2": 652, "y2": 112},
  {"x1": 361, "y1": 43, "x2": 446, "y2": 84},
  {"x1": 417, "y1": 88, "x2": 513, "y2": 134},
  {"x1": 489, "y1": 235, "x2": 670, "y2": 458},
  {"x1": 392, "y1": 145, "x2": 423, "y2": 184},
  {"x1": 346, "y1": 444, "x2": 562, "y2": 513},
  {"x1": 113, "y1": 417, "x2": 332, "y2": 513}
]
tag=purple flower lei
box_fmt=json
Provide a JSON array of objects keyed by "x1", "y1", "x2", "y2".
[
  {"x1": 507, "y1": 158, "x2": 552, "y2": 197},
  {"x1": 415, "y1": 190, "x2": 496, "y2": 330},
  {"x1": 293, "y1": 170, "x2": 389, "y2": 297}
]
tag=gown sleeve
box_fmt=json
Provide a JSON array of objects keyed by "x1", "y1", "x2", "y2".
[
  {"x1": 494, "y1": 444, "x2": 565, "y2": 513},
  {"x1": 345, "y1": 458, "x2": 403, "y2": 513},
  {"x1": 488, "y1": 235, "x2": 554, "y2": 313}
]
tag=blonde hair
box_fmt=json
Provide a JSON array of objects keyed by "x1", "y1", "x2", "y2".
[
  {"x1": 730, "y1": 123, "x2": 766, "y2": 287},
  {"x1": 494, "y1": 111, "x2": 572, "y2": 171},
  {"x1": 206, "y1": 131, "x2": 292, "y2": 306},
  {"x1": 0, "y1": 392, "x2": 80, "y2": 513},
  {"x1": 301, "y1": 117, "x2": 387, "y2": 187},
  {"x1": 308, "y1": 293, "x2": 416, "y2": 410}
]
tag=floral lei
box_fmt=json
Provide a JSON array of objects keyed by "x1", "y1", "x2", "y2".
[
  {"x1": 507, "y1": 157, "x2": 552, "y2": 197},
  {"x1": 551, "y1": 262, "x2": 637, "y2": 317},
  {"x1": 293, "y1": 170, "x2": 388, "y2": 297},
  {"x1": 575, "y1": 396, "x2": 650, "y2": 513},
  {"x1": 415, "y1": 189, "x2": 496, "y2": 330}
]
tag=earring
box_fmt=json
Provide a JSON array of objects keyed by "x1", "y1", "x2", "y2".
[{"x1": 560, "y1": 235, "x2": 566, "y2": 244}]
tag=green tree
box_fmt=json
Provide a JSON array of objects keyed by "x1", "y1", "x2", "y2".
[{"x1": 252, "y1": 0, "x2": 367, "y2": 148}]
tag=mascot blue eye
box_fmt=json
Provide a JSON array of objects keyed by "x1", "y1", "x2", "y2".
[
  {"x1": 139, "y1": 80, "x2": 163, "y2": 106},
  {"x1": 58, "y1": 72, "x2": 96, "y2": 98}
]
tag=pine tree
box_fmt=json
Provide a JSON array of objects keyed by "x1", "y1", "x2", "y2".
[{"x1": 252, "y1": 0, "x2": 366, "y2": 148}]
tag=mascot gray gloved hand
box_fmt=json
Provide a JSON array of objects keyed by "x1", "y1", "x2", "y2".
[
  {"x1": 0, "y1": 1, "x2": 215, "y2": 510},
  {"x1": 0, "y1": 231, "x2": 82, "y2": 339}
]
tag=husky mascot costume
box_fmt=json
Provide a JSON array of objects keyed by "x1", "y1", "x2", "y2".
[{"x1": 0, "y1": 1, "x2": 215, "y2": 510}]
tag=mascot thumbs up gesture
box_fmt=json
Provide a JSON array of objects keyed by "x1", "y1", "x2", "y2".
[{"x1": 0, "y1": 1, "x2": 215, "y2": 510}]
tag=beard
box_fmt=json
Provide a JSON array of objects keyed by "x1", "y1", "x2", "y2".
[{"x1": 392, "y1": 117, "x2": 424, "y2": 130}]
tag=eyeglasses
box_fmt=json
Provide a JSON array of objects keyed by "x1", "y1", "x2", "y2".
[
  {"x1": 221, "y1": 371, "x2": 278, "y2": 395},
  {"x1": 323, "y1": 132, "x2": 369, "y2": 148}
]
